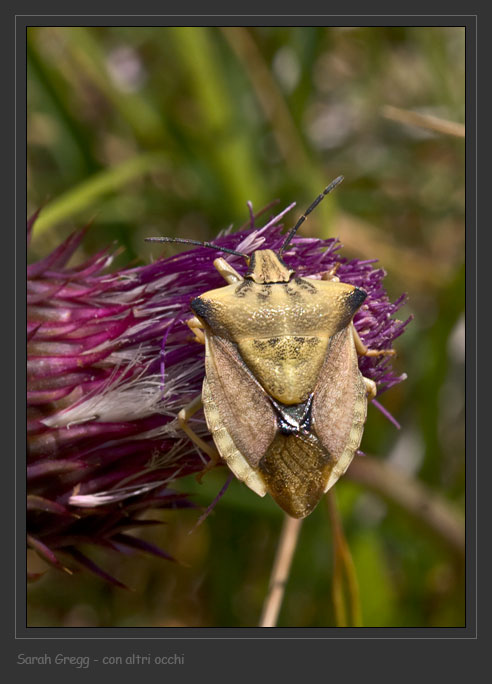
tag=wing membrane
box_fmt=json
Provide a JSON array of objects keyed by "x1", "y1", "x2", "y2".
[
  {"x1": 203, "y1": 333, "x2": 277, "y2": 468},
  {"x1": 311, "y1": 326, "x2": 367, "y2": 490}
]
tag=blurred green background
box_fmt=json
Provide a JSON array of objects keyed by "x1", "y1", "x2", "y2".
[{"x1": 27, "y1": 26, "x2": 465, "y2": 627}]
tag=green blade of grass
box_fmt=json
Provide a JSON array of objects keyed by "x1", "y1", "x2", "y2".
[
  {"x1": 27, "y1": 30, "x2": 100, "y2": 175},
  {"x1": 32, "y1": 153, "x2": 168, "y2": 236},
  {"x1": 60, "y1": 27, "x2": 169, "y2": 148},
  {"x1": 171, "y1": 27, "x2": 267, "y2": 215}
]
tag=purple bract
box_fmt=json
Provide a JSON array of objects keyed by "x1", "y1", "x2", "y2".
[{"x1": 27, "y1": 202, "x2": 411, "y2": 585}]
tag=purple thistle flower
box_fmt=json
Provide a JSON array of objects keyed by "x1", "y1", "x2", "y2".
[{"x1": 27, "y1": 201, "x2": 411, "y2": 585}]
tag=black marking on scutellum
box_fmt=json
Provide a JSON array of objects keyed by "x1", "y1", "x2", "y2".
[{"x1": 270, "y1": 395, "x2": 314, "y2": 436}]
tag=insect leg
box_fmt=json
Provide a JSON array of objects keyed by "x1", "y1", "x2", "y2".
[
  {"x1": 363, "y1": 377, "x2": 377, "y2": 400},
  {"x1": 178, "y1": 393, "x2": 221, "y2": 481},
  {"x1": 212, "y1": 257, "x2": 244, "y2": 284},
  {"x1": 320, "y1": 263, "x2": 341, "y2": 282},
  {"x1": 351, "y1": 322, "x2": 396, "y2": 357},
  {"x1": 186, "y1": 316, "x2": 206, "y2": 345}
]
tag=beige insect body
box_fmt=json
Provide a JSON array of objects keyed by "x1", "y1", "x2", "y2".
[
  {"x1": 146, "y1": 177, "x2": 390, "y2": 518},
  {"x1": 191, "y1": 253, "x2": 369, "y2": 518}
]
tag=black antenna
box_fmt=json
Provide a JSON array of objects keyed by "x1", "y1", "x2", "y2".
[
  {"x1": 145, "y1": 236, "x2": 248, "y2": 259},
  {"x1": 278, "y1": 175, "x2": 344, "y2": 255}
]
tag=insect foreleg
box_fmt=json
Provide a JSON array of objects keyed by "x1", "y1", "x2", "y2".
[
  {"x1": 320, "y1": 263, "x2": 341, "y2": 282},
  {"x1": 178, "y1": 393, "x2": 221, "y2": 481},
  {"x1": 351, "y1": 322, "x2": 396, "y2": 358},
  {"x1": 363, "y1": 377, "x2": 377, "y2": 400},
  {"x1": 213, "y1": 257, "x2": 244, "y2": 284},
  {"x1": 186, "y1": 316, "x2": 206, "y2": 345},
  {"x1": 304, "y1": 264, "x2": 341, "y2": 282},
  {"x1": 352, "y1": 323, "x2": 392, "y2": 400}
]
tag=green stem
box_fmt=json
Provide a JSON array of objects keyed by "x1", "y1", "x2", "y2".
[{"x1": 326, "y1": 490, "x2": 363, "y2": 627}]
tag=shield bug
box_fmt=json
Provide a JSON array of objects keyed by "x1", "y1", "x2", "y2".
[{"x1": 146, "y1": 176, "x2": 394, "y2": 518}]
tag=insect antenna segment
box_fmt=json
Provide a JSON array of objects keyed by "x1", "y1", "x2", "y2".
[
  {"x1": 278, "y1": 175, "x2": 344, "y2": 255},
  {"x1": 147, "y1": 175, "x2": 344, "y2": 262},
  {"x1": 145, "y1": 236, "x2": 249, "y2": 259}
]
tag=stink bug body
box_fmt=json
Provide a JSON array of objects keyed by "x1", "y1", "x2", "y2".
[{"x1": 147, "y1": 177, "x2": 393, "y2": 518}]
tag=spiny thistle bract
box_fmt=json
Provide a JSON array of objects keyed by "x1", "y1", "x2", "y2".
[{"x1": 27, "y1": 202, "x2": 411, "y2": 587}]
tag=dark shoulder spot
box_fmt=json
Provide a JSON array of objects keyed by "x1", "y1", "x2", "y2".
[
  {"x1": 191, "y1": 297, "x2": 215, "y2": 323},
  {"x1": 345, "y1": 287, "x2": 367, "y2": 314}
]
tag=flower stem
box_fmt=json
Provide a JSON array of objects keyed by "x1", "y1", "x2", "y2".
[
  {"x1": 326, "y1": 490, "x2": 363, "y2": 627},
  {"x1": 259, "y1": 514, "x2": 303, "y2": 627},
  {"x1": 382, "y1": 104, "x2": 465, "y2": 138}
]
